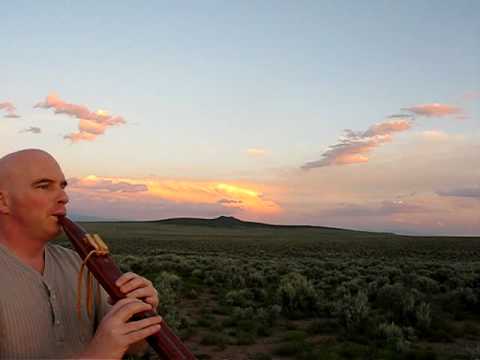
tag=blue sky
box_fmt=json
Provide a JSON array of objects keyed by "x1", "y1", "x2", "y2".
[{"x1": 1, "y1": 1, "x2": 479, "y2": 234}]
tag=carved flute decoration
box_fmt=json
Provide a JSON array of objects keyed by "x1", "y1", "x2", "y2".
[{"x1": 59, "y1": 216, "x2": 197, "y2": 360}]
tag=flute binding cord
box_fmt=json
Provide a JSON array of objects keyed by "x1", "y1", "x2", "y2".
[{"x1": 76, "y1": 233, "x2": 110, "y2": 321}]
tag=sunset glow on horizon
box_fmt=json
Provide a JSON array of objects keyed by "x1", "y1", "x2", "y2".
[{"x1": 2, "y1": 1, "x2": 479, "y2": 235}]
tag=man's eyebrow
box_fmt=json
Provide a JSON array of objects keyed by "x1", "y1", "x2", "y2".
[
  {"x1": 32, "y1": 178, "x2": 68, "y2": 187},
  {"x1": 32, "y1": 178, "x2": 53, "y2": 186}
]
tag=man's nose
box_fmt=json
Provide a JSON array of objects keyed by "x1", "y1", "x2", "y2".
[{"x1": 58, "y1": 189, "x2": 69, "y2": 205}]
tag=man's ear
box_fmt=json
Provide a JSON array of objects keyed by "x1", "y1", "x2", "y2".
[{"x1": 0, "y1": 191, "x2": 10, "y2": 214}]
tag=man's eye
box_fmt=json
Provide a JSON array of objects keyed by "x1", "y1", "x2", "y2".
[{"x1": 38, "y1": 184, "x2": 49, "y2": 189}]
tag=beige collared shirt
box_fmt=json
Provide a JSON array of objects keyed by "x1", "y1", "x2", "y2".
[{"x1": 0, "y1": 242, "x2": 109, "y2": 359}]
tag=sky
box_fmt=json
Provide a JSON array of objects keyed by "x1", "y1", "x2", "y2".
[{"x1": 1, "y1": 0, "x2": 479, "y2": 235}]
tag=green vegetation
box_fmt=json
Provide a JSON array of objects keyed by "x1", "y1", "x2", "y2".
[{"x1": 57, "y1": 218, "x2": 480, "y2": 359}]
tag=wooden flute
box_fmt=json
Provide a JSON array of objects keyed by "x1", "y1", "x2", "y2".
[{"x1": 59, "y1": 216, "x2": 197, "y2": 360}]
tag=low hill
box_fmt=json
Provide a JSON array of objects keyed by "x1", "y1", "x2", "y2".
[{"x1": 144, "y1": 215, "x2": 383, "y2": 234}]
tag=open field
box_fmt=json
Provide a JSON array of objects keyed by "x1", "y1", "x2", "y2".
[{"x1": 56, "y1": 217, "x2": 480, "y2": 360}]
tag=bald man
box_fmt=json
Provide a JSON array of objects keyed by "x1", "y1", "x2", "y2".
[{"x1": 0, "y1": 149, "x2": 162, "y2": 359}]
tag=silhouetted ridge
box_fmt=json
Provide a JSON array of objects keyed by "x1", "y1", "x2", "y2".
[{"x1": 148, "y1": 216, "x2": 360, "y2": 232}]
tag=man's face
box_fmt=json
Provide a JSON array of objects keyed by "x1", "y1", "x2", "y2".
[{"x1": 6, "y1": 154, "x2": 69, "y2": 242}]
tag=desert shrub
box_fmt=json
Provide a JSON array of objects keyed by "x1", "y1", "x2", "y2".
[
  {"x1": 415, "y1": 302, "x2": 431, "y2": 332},
  {"x1": 273, "y1": 340, "x2": 312, "y2": 357},
  {"x1": 460, "y1": 287, "x2": 479, "y2": 310},
  {"x1": 276, "y1": 272, "x2": 319, "y2": 318},
  {"x1": 191, "y1": 268, "x2": 203, "y2": 279},
  {"x1": 307, "y1": 319, "x2": 339, "y2": 335},
  {"x1": 249, "y1": 353, "x2": 272, "y2": 360},
  {"x1": 281, "y1": 330, "x2": 307, "y2": 342},
  {"x1": 376, "y1": 282, "x2": 405, "y2": 310},
  {"x1": 155, "y1": 271, "x2": 182, "y2": 291},
  {"x1": 154, "y1": 271, "x2": 180, "y2": 313},
  {"x1": 117, "y1": 255, "x2": 149, "y2": 274},
  {"x1": 225, "y1": 272, "x2": 246, "y2": 289},
  {"x1": 235, "y1": 331, "x2": 256, "y2": 345},
  {"x1": 224, "y1": 289, "x2": 255, "y2": 307},
  {"x1": 378, "y1": 321, "x2": 410, "y2": 353},
  {"x1": 334, "y1": 289, "x2": 370, "y2": 331},
  {"x1": 412, "y1": 275, "x2": 440, "y2": 294},
  {"x1": 200, "y1": 332, "x2": 229, "y2": 348},
  {"x1": 246, "y1": 271, "x2": 267, "y2": 288}
]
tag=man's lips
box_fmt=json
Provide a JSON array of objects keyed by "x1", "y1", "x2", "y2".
[{"x1": 51, "y1": 211, "x2": 66, "y2": 221}]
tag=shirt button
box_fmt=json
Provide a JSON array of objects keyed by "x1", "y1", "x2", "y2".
[
  {"x1": 56, "y1": 320, "x2": 61, "y2": 325},
  {"x1": 51, "y1": 294, "x2": 56, "y2": 300}
]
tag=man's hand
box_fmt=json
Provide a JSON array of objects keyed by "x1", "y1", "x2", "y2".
[
  {"x1": 113, "y1": 272, "x2": 159, "y2": 310},
  {"x1": 79, "y1": 298, "x2": 162, "y2": 360}
]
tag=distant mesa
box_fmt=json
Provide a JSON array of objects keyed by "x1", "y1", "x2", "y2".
[
  {"x1": 149, "y1": 215, "x2": 352, "y2": 232},
  {"x1": 153, "y1": 215, "x2": 260, "y2": 228},
  {"x1": 73, "y1": 214, "x2": 393, "y2": 235}
]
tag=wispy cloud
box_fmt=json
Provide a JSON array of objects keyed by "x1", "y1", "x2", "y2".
[
  {"x1": 0, "y1": 101, "x2": 20, "y2": 118},
  {"x1": 19, "y1": 127, "x2": 41, "y2": 134},
  {"x1": 69, "y1": 176, "x2": 148, "y2": 193},
  {"x1": 437, "y1": 186, "x2": 480, "y2": 198},
  {"x1": 246, "y1": 148, "x2": 268, "y2": 157},
  {"x1": 303, "y1": 98, "x2": 472, "y2": 170},
  {"x1": 35, "y1": 93, "x2": 126, "y2": 142},
  {"x1": 302, "y1": 118, "x2": 412, "y2": 169},
  {"x1": 403, "y1": 103, "x2": 462, "y2": 118}
]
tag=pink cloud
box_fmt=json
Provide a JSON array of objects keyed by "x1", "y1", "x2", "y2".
[
  {"x1": 403, "y1": 103, "x2": 462, "y2": 118},
  {"x1": 0, "y1": 101, "x2": 20, "y2": 118},
  {"x1": 35, "y1": 93, "x2": 126, "y2": 142},
  {"x1": 302, "y1": 119, "x2": 412, "y2": 169},
  {"x1": 69, "y1": 177, "x2": 148, "y2": 193}
]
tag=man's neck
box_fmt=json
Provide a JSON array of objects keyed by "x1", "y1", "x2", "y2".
[{"x1": 0, "y1": 232, "x2": 47, "y2": 274}]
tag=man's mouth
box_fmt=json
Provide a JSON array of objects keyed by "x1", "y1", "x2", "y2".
[{"x1": 51, "y1": 212, "x2": 66, "y2": 221}]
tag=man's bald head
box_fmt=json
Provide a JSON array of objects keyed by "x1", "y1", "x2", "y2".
[{"x1": 0, "y1": 149, "x2": 59, "y2": 190}]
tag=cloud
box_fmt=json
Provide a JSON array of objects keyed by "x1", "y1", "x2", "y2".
[
  {"x1": 19, "y1": 127, "x2": 42, "y2": 134},
  {"x1": 302, "y1": 98, "x2": 472, "y2": 170},
  {"x1": 35, "y1": 93, "x2": 126, "y2": 142},
  {"x1": 302, "y1": 119, "x2": 412, "y2": 169},
  {"x1": 67, "y1": 175, "x2": 281, "y2": 217},
  {"x1": 69, "y1": 176, "x2": 148, "y2": 193},
  {"x1": 246, "y1": 148, "x2": 268, "y2": 157},
  {"x1": 0, "y1": 101, "x2": 20, "y2": 118},
  {"x1": 403, "y1": 103, "x2": 462, "y2": 118},
  {"x1": 436, "y1": 186, "x2": 480, "y2": 198}
]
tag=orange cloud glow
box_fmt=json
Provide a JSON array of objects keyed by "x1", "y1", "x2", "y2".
[{"x1": 68, "y1": 176, "x2": 282, "y2": 216}]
